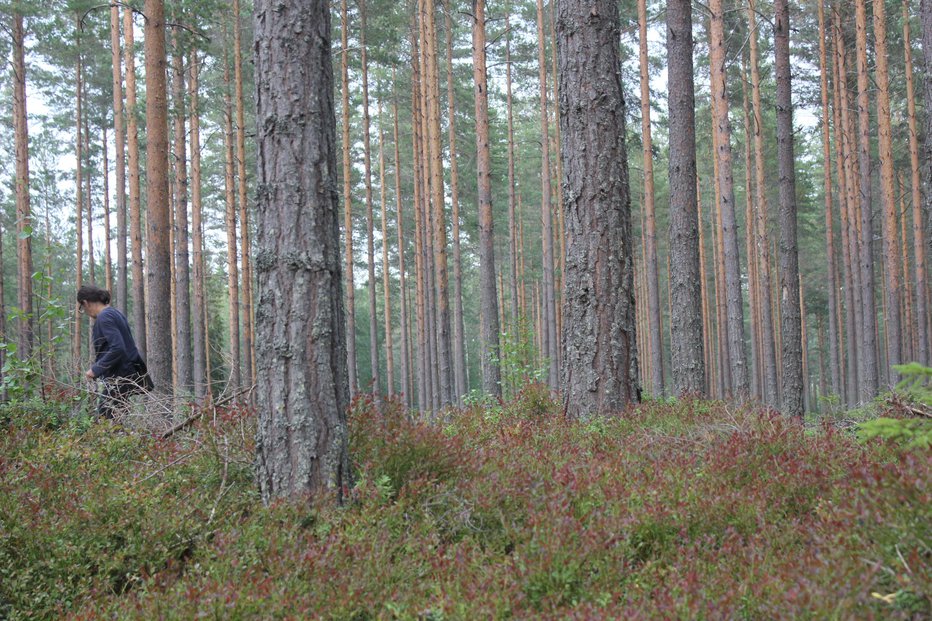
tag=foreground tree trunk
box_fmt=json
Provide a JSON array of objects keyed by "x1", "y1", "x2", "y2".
[
  {"x1": 774, "y1": 0, "x2": 803, "y2": 417},
  {"x1": 472, "y1": 0, "x2": 502, "y2": 397},
  {"x1": 557, "y1": 0, "x2": 640, "y2": 416},
  {"x1": 144, "y1": 0, "x2": 173, "y2": 395},
  {"x1": 666, "y1": 0, "x2": 705, "y2": 396},
  {"x1": 254, "y1": 0, "x2": 350, "y2": 502},
  {"x1": 13, "y1": 9, "x2": 33, "y2": 359}
]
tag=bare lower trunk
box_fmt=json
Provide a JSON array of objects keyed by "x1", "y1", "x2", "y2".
[
  {"x1": 340, "y1": 0, "x2": 357, "y2": 397},
  {"x1": 13, "y1": 10, "x2": 33, "y2": 359},
  {"x1": 254, "y1": 0, "x2": 350, "y2": 502},
  {"x1": 172, "y1": 41, "x2": 193, "y2": 394},
  {"x1": 125, "y1": 7, "x2": 146, "y2": 357},
  {"x1": 666, "y1": 0, "x2": 705, "y2": 396},
  {"x1": 111, "y1": 5, "x2": 128, "y2": 313},
  {"x1": 223, "y1": 33, "x2": 241, "y2": 393},
  {"x1": 189, "y1": 51, "x2": 208, "y2": 401}
]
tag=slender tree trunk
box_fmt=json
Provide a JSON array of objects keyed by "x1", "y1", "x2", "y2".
[
  {"x1": 233, "y1": 0, "x2": 255, "y2": 393},
  {"x1": 741, "y1": 51, "x2": 761, "y2": 401},
  {"x1": 392, "y1": 84, "x2": 411, "y2": 406},
  {"x1": 12, "y1": 8, "x2": 33, "y2": 360},
  {"x1": 189, "y1": 50, "x2": 208, "y2": 401},
  {"x1": 74, "y1": 26, "x2": 84, "y2": 364},
  {"x1": 102, "y1": 128, "x2": 113, "y2": 292},
  {"x1": 340, "y1": 0, "x2": 358, "y2": 397},
  {"x1": 125, "y1": 7, "x2": 146, "y2": 357},
  {"x1": 377, "y1": 101, "x2": 394, "y2": 398},
  {"x1": 667, "y1": 0, "x2": 705, "y2": 395},
  {"x1": 254, "y1": 0, "x2": 350, "y2": 502},
  {"x1": 445, "y1": 4, "x2": 467, "y2": 403},
  {"x1": 708, "y1": 0, "x2": 748, "y2": 401},
  {"x1": 223, "y1": 32, "x2": 241, "y2": 393},
  {"x1": 748, "y1": 0, "x2": 778, "y2": 407},
  {"x1": 144, "y1": 0, "x2": 173, "y2": 395},
  {"x1": 774, "y1": 0, "x2": 803, "y2": 416},
  {"x1": 922, "y1": 0, "x2": 932, "y2": 357},
  {"x1": 358, "y1": 0, "x2": 381, "y2": 397},
  {"x1": 854, "y1": 0, "x2": 878, "y2": 401},
  {"x1": 903, "y1": 3, "x2": 928, "y2": 365},
  {"x1": 697, "y1": 178, "x2": 713, "y2": 392},
  {"x1": 800, "y1": 280, "x2": 809, "y2": 411},
  {"x1": 505, "y1": 8, "x2": 519, "y2": 326},
  {"x1": 110, "y1": 4, "x2": 128, "y2": 313},
  {"x1": 818, "y1": 0, "x2": 841, "y2": 397},
  {"x1": 557, "y1": 0, "x2": 639, "y2": 415},
  {"x1": 536, "y1": 0, "x2": 558, "y2": 388},
  {"x1": 899, "y1": 174, "x2": 913, "y2": 361},
  {"x1": 472, "y1": 0, "x2": 502, "y2": 396},
  {"x1": 638, "y1": 0, "x2": 663, "y2": 397},
  {"x1": 424, "y1": 0, "x2": 454, "y2": 405},
  {"x1": 872, "y1": 0, "x2": 901, "y2": 385},
  {"x1": 84, "y1": 112, "x2": 95, "y2": 288},
  {"x1": 411, "y1": 36, "x2": 429, "y2": 410},
  {"x1": 172, "y1": 39, "x2": 193, "y2": 394}
]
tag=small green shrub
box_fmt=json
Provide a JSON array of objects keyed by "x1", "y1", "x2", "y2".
[{"x1": 857, "y1": 417, "x2": 932, "y2": 449}]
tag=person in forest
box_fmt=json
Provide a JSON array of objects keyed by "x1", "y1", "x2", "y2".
[{"x1": 77, "y1": 285, "x2": 152, "y2": 419}]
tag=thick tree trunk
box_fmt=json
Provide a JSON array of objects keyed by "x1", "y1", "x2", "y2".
[
  {"x1": 557, "y1": 0, "x2": 640, "y2": 416},
  {"x1": 13, "y1": 10, "x2": 33, "y2": 359},
  {"x1": 638, "y1": 0, "x2": 664, "y2": 398},
  {"x1": 818, "y1": 0, "x2": 841, "y2": 397},
  {"x1": 872, "y1": 0, "x2": 901, "y2": 385},
  {"x1": 172, "y1": 41, "x2": 193, "y2": 394},
  {"x1": 253, "y1": 0, "x2": 350, "y2": 502},
  {"x1": 472, "y1": 0, "x2": 502, "y2": 397},
  {"x1": 233, "y1": 0, "x2": 255, "y2": 392},
  {"x1": 144, "y1": 0, "x2": 173, "y2": 395},
  {"x1": 708, "y1": 0, "x2": 749, "y2": 401},
  {"x1": 358, "y1": 0, "x2": 381, "y2": 397},
  {"x1": 340, "y1": 0, "x2": 358, "y2": 397},
  {"x1": 125, "y1": 7, "x2": 146, "y2": 357},
  {"x1": 189, "y1": 51, "x2": 208, "y2": 401},
  {"x1": 854, "y1": 0, "x2": 878, "y2": 401},
  {"x1": 223, "y1": 33, "x2": 241, "y2": 393},
  {"x1": 666, "y1": 0, "x2": 705, "y2": 396},
  {"x1": 904, "y1": 3, "x2": 928, "y2": 365},
  {"x1": 774, "y1": 0, "x2": 803, "y2": 417},
  {"x1": 445, "y1": 5, "x2": 468, "y2": 403},
  {"x1": 537, "y1": 0, "x2": 558, "y2": 389},
  {"x1": 110, "y1": 5, "x2": 128, "y2": 313}
]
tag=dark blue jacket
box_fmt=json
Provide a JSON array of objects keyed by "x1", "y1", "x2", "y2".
[{"x1": 91, "y1": 307, "x2": 142, "y2": 379}]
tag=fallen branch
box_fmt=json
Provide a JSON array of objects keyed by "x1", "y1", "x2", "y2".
[{"x1": 159, "y1": 384, "x2": 256, "y2": 440}]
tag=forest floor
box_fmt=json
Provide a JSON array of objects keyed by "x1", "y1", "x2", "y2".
[{"x1": 0, "y1": 385, "x2": 929, "y2": 619}]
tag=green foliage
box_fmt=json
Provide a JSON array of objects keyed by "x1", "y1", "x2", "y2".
[
  {"x1": 893, "y1": 363, "x2": 932, "y2": 406},
  {"x1": 858, "y1": 418, "x2": 932, "y2": 450},
  {"x1": 496, "y1": 316, "x2": 547, "y2": 400}
]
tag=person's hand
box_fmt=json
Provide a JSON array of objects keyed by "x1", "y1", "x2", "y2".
[{"x1": 85, "y1": 369, "x2": 96, "y2": 381}]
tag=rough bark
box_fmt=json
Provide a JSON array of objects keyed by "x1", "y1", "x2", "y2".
[
  {"x1": 537, "y1": 0, "x2": 558, "y2": 388},
  {"x1": 775, "y1": 0, "x2": 803, "y2": 416},
  {"x1": 13, "y1": 9, "x2": 33, "y2": 359},
  {"x1": 110, "y1": 5, "x2": 128, "y2": 313},
  {"x1": 472, "y1": 0, "x2": 502, "y2": 397},
  {"x1": 666, "y1": 0, "x2": 705, "y2": 396},
  {"x1": 638, "y1": 0, "x2": 664, "y2": 397},
  {"x1": 254, "y1": 0, "x2": 350, "y2": 502},
  {"x1": 854, "y1": 0, "x2": 878, "y2": 401},
  {"x1": 340, "y1": 0, "x2": 358, "y2": 397},
  {"x1": 904, "y1": 2, "x2": 928, "y2": 365},
  {"x1": 172, "y1": 39, "x2": 193, "y2": 394},
  {"x1": 144, "y1": 0, "x2": 173, "y2": 394},
  {"x1": 189, "y1": 51, "x2": 208, "y2": 401},
  {"x1": 125, "y1": 7, "x2": 146, "y2": 356},
  {"x1": 872, "y1": 0, "x2": 901, "y2": 385},
  {"x1": 557, "y1": 0, "x2": 640, "y2": 415}
]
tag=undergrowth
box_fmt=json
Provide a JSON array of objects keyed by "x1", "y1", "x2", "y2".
[{"x1": 0, "y1": 384, "x2": 928, "y2": 619}]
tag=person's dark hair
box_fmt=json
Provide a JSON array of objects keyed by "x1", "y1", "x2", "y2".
[{"x1": 77, "y1": 285, "x2": 111, "y2": 305}]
